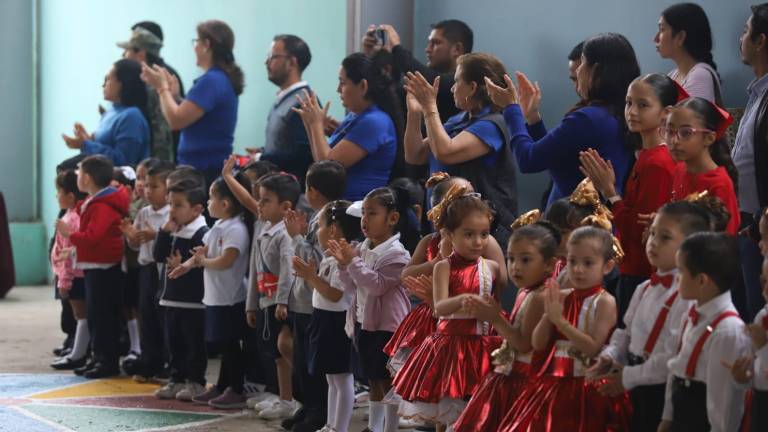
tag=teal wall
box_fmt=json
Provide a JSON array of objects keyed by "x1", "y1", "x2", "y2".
[{"x1": 34, "y1": 0, "x2": 347, "y2": 283}]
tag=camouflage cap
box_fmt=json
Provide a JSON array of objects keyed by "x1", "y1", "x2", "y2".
[{"x1": 117, "y1": 27, "x2": 163, "y2": 56}]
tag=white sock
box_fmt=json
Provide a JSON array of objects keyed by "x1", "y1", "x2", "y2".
[
  {"x1": 368, "y1": 400, "x2": 384, "y2": 432},
  {"x1": 329, "y1": 373, "x2": 354, "y2": 432},
  {"x1": 127, "y1": 319, "x2": 141, "y2": 354},
  {"x1": 68, "y1": 319, "x2": 90, "y2": 360},
  {"x1": 383, "y1": 403, "x2": 399, "y2": 432},
  {"x1": 326, "y1": 375, "x2": 338, "y2": 428}
]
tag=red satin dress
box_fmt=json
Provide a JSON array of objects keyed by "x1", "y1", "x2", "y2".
[
  {"x1": 384, "y1": 233, "x2": 440, "y2": 373},
  {"x1": 393, "y1": 253, "x2": 496, "y2": 425},
  {"x1": 453, "y1": 283, "x2": 544, "y2": 432},
  {"x1": 499, "y1": 286, "x2": 632, "y2": 432}
]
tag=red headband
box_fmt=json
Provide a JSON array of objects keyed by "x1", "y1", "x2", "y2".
[
  {"x1": 712, "y1": 103, "x2": 734, "y2": 140},
  {"x1": 672, "y1": 80, "x2": 690, "y2": 103}
]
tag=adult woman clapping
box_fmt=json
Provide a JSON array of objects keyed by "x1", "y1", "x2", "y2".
[
  {"x1": 63, "y1": 59, "x2": 150, "y2": 167},
  {"x1": 141, "y1": 20, "x2": 243, "y2": 185}
]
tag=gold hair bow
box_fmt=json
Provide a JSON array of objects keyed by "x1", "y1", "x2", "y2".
[
  {"x1": 427, "y1": 183, "x2": 469, "y2": 229},
  {"x1": 426, "y1": 171, "x2": 451, "y2": 188},
  {"x1": 510, "y1": 209, "x2": 541, "y2": 230}
]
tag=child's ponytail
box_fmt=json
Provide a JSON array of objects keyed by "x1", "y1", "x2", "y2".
[
  {"x1": 212, "y1": 172, "x2": 255, "y2": 240},
  {"x1": 365, "y1": 187, "x2": 421, "y2": 253}
]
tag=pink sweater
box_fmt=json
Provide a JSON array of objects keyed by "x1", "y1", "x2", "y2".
[{"x1": 51, "y1": 208, "x2": 84, "y2": 290}]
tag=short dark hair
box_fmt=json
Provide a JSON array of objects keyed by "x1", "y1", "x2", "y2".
[
  {"x1": 259, "y1": 173, "x2": 301, "y2": 207},
  {"x1": 306, "y1": 161, "x2": 346, "y2": 201},
  {"x1": 274, "y1": 34, "x2": 312, "y2": 72},
  {"x1": 112, "y1": 168, "x2": 134, "y2": 188},
  {"x1": 750, "y1": 3, "x2": 768, "y2": 50},
  {"x1": 510, "y1": 221, "x2": 562, "y2": 262},
  {"x1": 79, "y1": 155, "x2": 114, "y2": 188},
  {"x1": 432, "y1": 19, "x2": 473, "y2": 53},
  {"x1": 56, "y1": 170, "x2": 87, "y2": 200},
  {"x1": 568, "y1": 41, "x2": 584, "y2": 61},
  {"x1": 243, "y1": 160, "x2": 279, "y2": 181},
  {"x1": 320, "y1": 200, "x2": 361, "y2": 242},
  {"x1": 132, "y1": 21, "x2": 163, "y2": 41},
  {"x1": 168, "y1": 179, "x2": 207, "y2": 207},
  {"x1": 167, "y1": 166, "x2": 205, "y2": 188},
  {"x1": 679, "y1": 232, "x2": 739, "y2": 293},
  {"x1": 146, "y1": 160, "x2": 175, "y2": 182},
  {"x1": 137, "y1": 157, "x2": 162, "y2": 173}
]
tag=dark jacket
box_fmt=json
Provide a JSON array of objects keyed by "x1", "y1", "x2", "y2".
[
  {"x1": 154, "y1": 215, "x2": 208, "y2": 308},
  {"x1": 391, "y1": 45, "x2": 459, "y2": 123}
]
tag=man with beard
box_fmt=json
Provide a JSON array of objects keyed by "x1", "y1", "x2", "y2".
[
  {"x1": 364, "y1": 19, "x2": 473, "y2": 122},
  {"x1": 261, "y1": 35, "x2": 314, "y2": 187}
]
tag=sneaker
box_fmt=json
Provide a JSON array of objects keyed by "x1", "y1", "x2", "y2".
[
  {"x1": 176, "y1": 382, "x2": 207, "y2": 401},
  {"x1": 315, "y1": 426, "x2": 332, "y2": 432},
  {"x1": 399, "y1": 417, "x2": 425, "y2": 428},
  {"x1": 209, "y1": 387, "x2": 247, "y2": 409},
  {"x1": 354, "y1": 390, "x2": 369, "y2": 408},
  {"x1": 243, "y1": 380, "x2": 265, "y2": 397},
  {"x1": 155, "y1": 382, "x2": 186, "y2": 399},
  {"x1": 123, "y1": 350, "x2": 140, "y2": 362},
  {"x1": 192, "y1": 387, "x2": 221, "y2": 405},
  {"x1": 252, "y1": 397, "x2": 280, "y2": 413},
  {"x1": 258, "y1": 399, "x2": 300, "y2": 420},
  {"x1": 246, "y1": 392, "x2": 278, "y2": 409}
]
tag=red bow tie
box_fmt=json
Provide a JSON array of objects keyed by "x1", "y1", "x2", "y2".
[
  {"x1": 650, "y1": 272, "x2": 675, "y2": 289},
  {"x1": 688, "y1": 306, "x2": 700, "y2": 326}
]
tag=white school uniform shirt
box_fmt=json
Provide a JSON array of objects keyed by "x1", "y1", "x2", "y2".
[
  {"x1": 132, "y1": 204, "x2": 169, "y2": 265},
  {"x1": 202, "y1": 216, "x2": 250, "y2": 306},
  {"x1": 602, "y1": 269, "x2": 693, "y2": 389},
  {"x1": 313, "y1": 255, "x2": 351, "y2": 312},
  {"x1": 661, "y1": 291, "x2": 751, "y2": 432},
  {"x1": 753, "y1": 307, "x2": 768, "y2": 391},
  {"x1": 355, "y1": 233, "x2": 401, "y2": 323}
]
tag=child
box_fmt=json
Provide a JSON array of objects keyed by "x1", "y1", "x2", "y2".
[
  {"x1": 499, "y1": 220, "x2": 631, "y2": 431},
  {"x1": 171, "y1": 173, "x2": 252, "y2": 409},
  {"x1": 589, "y1": 199, "x2": 720, "y2": 431},
  {"x1": 329, "y1": 187, "x2": 416, "y2": 432},
  {"x1": 580, "y1": 73, "x2": 684, "y2": 321},
  {"x1": 58, "y1": 155, "x2": 130, "y2": 378},
  {"x1": 293, "y1": 200, "x2": 361, "y2": 432},
  {"x1": 50, "y1": 170, "x2": 90, "y2": 370},
  {"x1": 282, "y1": 160, "x2": 347, "y2": 430},
  {"x1": 658, "y1": 232, "x2": 751, "y2": 431},
  {"x1": 124, "y1": 160, "x2": 174, "y2": 381},
  {"x1": 453, "y1": 213, "x2": 561, "y2": 432},
  {"x1": 665, "y1": 97, "x2": 740, "y2": 234},
  {"x1": 393, "y1": 185, "x2": 500, "y2": 431},
  {"x1": 152, "y1": 179, "x2": 209, "y2": 401}
]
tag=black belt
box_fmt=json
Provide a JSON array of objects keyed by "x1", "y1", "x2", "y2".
[
  {"x1": 627, "y1": 352, "x2": 645, "y2": 366},
  {"x1": 672, "y1": 375, "x2": 706, "y2": 391}
]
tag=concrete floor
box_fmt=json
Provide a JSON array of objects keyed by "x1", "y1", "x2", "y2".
[{"x1": 0, "y1": 286, "x2": 381, "y2": 432}]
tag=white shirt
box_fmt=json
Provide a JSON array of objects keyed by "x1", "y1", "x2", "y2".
[
  {"x1": 668, "y1": 63, "x2": 720, "y2": 103},
  {"x1": 312, "y1": 256, "x2": 351, "y2": 312},
  {"x1": 132, "y1": 204, "x2": 169, "y2": 265},
  {"x1": 356, "y1": 233, "x2": 402, "y2": 323},
  {"x1": 602, "y1": 270, "x2": 693, "y2": 389},
  {"x1": 753, "y1": 307, "x2": 768, "y2": 391},
  {"x1": 202, "y1": 216, "x2": 250, "y2": 306},
  {"x1": 276, "y1": 80, "x2": 309, "y2": 102},
  {"x1": 662, "y1": 291, "x2": 751, "y2": 431}
]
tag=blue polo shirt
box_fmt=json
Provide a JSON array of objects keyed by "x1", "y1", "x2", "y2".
[
  {"x1": 429, "y1": 106, "x2": 505, "y2": 175},
  {"x1": 82, "y1": 105, "x2": 149, "y2": 166},
  {"x1": 178, "y1": 67, "x2": 238, "y2": 170}
]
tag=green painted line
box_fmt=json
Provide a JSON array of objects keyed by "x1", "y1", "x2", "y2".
[{"x1": 21, "y1": 404, "x2": 221, "y2": 432}]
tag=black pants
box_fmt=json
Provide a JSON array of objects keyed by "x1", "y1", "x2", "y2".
[
  {"x1": 671, "y1": 377, "x2": 709, "y2": 432},
  {"x1": 243, "y1": 322, "x2": 279, "y2": 394},
  {"x1": 616, "y1": 274, "x2": 648, "y2": 328},
  {"x1": 84, "y1": 266, "x2": 124, "y2": 369},
  {"x1": 293, "y1": 312, "x2": 328, "y2": 417},
  {"x1": 138, "y1": 264, "x2": 166, "y2": 374},
  {"x1": 215, "y1": 340, "x2": 245, "y2": 393},
  {"x1": 752, "y1": 389, "x2": 768, "y2": 432},
  {"x1": 629, "y1": 383, "x2": 666, "y2": 432},
  {"x1": 166, "y1": 307, "x2": 207, "y2": 385}
]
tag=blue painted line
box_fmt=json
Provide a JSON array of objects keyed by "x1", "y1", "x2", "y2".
[
  {"x1": 0, "y1": 374, "x2": 85, "y2": 398},
  {"x1": 0, "y1": 406, "x2": 61, "y2": 432}
]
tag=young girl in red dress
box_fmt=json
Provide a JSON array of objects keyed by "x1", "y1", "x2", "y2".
[
  {"x1": 665, "y1": 96, "x2": 740, "y2": 234},
  {"x1": 500, "y1": 216, "x2": 631, "y2": 432},
  {"x1": 392, "y1": 185, "x2": 503, "y2": 431},
  {"x1": 453, "y1": 210, "x2": 561, "y2": 432}
]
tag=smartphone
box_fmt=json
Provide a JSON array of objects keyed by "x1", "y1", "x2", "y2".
[{"x1": 375, "y1": 28, "x2": 387, "y2": 46}]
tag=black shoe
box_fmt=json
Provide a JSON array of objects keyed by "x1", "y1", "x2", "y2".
[
  {"x1": 281, "y1": 406, "x2": 307, "y2": 430},
  {"x1": 50, "y1": 356, "x2": 87, "y2": 370},
  {"x1": 292, "y1": 411, "x2": 327, "y2": 432},
  {"x1": 84, "y1": 363, "x2": 120, "y2": 379},
  {"x1": 56, "y1": 347, "x2": 73, "y2": 358},
  {"x1": 52, "y1": 336, "x2": 73, "y2": 356},
  {"x1": 74, "y1": 359, "x2": 97, "y2": 376}
]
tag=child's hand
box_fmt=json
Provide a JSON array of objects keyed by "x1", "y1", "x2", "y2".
[
  {"x1": 166, "y1": 250, "x2": 182, "y2": 272},
  {"x1": 222, "y1": 154, "x2": 237, "y2": 177},
  {"x1": 284, "y1": 209, "x2": 308, "y2": 238},
  {"x1": 275, "y1": 304, "x2": 288, "y2": 321},
  {"x1": 637, "y1": 212, "x2": 656, "y2": 227},
  {"x1": 721, "y1": 356, "x2": 754, "y2": 384},
  {"x1": 292, "y1": 256, "x2": 318, "y2": 281},
  {"x1": 56, "y1": 219, "x2": 71, "y2": 238},
  {"x1": 327, "y1": 239, "x2": 356, "y2": 266},
  {"x1": 162, "y1": 218, "x2": 178, "y2": 233},
  {"x1": 403, "y1": 275, "x2": 433, "y2": 305},
  {"x1": 246, "y1": 311, "x2": 258, "y2": 329},
  {"x1": 543, "y1": 278, "x2": 565, "y2": 325},
  {"x1": 191, "y1": 245, "x2": 208, "y2": 267},
  {"x1": 747, "y1": 322, "x2": 768, "y2": 350},
  {"x1": 595, "y1": 370, "x2": 625, "y2": 397},
  {"x1": 136, "y1": 222, "x2": 156, "y2": 244},
  {"x1": 57, "y1": 247, "x2": 73, "y2": 262},
  {"x1": 586, "y1": 355, "x2": 615, "y2": 378},
  {"x1": 463, "y1": 294, "x2": 502, "y2": 322},
  {"x1": 168, "y1": 261, "x2": 191, "y2": 279}
]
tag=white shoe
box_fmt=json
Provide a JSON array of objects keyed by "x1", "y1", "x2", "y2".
[
  {"x1": 246, "y1": 392, "x2": 278, "y2": 409},
  {"x1": 175, "y1": 382, "x2": 206, "y2": 401},
  {"x1": 399, "y1": 417, "x2": 423, "y2": 428},
  {"x1": 315, "y1": 426, "x2": 332, "y2": 432},
  {"x1": 154, "y1": 382, "x2": 185, "y2": 399},
  {"x1": 252, "y1": 397, "x2": 280, "y2": 412},
  {"x1": 258, "y1": 399, "x2": 300, "y2": 420}
]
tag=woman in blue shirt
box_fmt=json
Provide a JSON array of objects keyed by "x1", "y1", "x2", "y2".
[
  {"x1": 141, "y1": 20, "x2": 243, "y2": 185},
  {"x1": 487, "y1": 33, "x2": 639, "y2": 207},
  {"x1": 293, "y1": 52, "x2": 401, "y2": 201},
  {"x1": 63, "y1": 59, "x2": 150, "y2": 167}
]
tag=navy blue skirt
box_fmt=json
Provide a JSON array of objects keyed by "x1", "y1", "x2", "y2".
[
  {"x1": 205, "y1": 302, "x2": 246, "y2": 343},
  {"x1": 307, "y1": 308, "x2": 351, "y2": 375}
]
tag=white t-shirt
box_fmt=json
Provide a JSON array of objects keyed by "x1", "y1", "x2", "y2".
[
  {"x1": 202, "y1": 216, "x2": 250, "y2": 306},
  {"x1": 312, "y1": 256, "x2": 351, "y2": 312},
  {"x1": 133, "y1": 204, "x2": 170, "y2": 265}
]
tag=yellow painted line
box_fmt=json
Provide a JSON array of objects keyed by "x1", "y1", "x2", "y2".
[{"x1": 27, "y1": 377, "x2": 160, "y2": 400}]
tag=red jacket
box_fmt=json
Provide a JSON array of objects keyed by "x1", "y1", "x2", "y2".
[
  {"x1": 70, "y1": 186, "x2": 130, "y2": 264},
  {"x1": 614, "y1": 145, "x2": 678, "y2": 277},
  {"x1": 671, "y1": 165, "x2": 741, "y2": 235}
]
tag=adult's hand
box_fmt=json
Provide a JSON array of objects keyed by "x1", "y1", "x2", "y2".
[
  {"x1": 292, "y1": 90, "x2": 326, "y2": 127},
  {"x1": 405, "y1": 91, "x2": 423, "y2": 115},
  {"x1": 484, "y1": 74, "x2": 519, "y2": 108},
  {"x1": 140, "y1": 62, "x2": 168, "y2": 91},
  {"x1": 516, "y1": 72, "x2": 542, "y2": 124},
  {"x1": 378, "y1": 24, "x2": 401, "y2": 50},
  {"x1": 404, "y1": 71, "x2": 439, "y2": 114},
  {"x1": 361, "y1": 25, "x2": 380, "y2": 56}
]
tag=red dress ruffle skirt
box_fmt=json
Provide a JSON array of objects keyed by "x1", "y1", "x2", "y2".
[
  {"x1": 383, "y1": 302, "x2": 437, "y2": 374},
  {"x1": 498, "y1": 374, "x2": 632, "y2": 432},
  {"x1": 392, "y1": 319, "x2": 495, "y2": 424},
  {"x1": 453, "y1": 361, "x2": 532, "y2": 432}
]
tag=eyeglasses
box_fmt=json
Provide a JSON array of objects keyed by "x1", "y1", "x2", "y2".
[
  {"x1": 265, "y1": 54, "x2": 290, "y2": 62},
  {"x1": 659, "y1": 126, "x2": 715, "y2": 141}
]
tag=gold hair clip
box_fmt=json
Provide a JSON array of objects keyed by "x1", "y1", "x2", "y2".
[
  {"x1": 427, "y1": 183, "x2": 468, "y2": 229},
  {"x1": 511, "y1": 209, "x2": 541, "y2": 230},
  {"x1": 426, "y1": 171, "x2": 451, "y2": 188},
  {"x1": 684, "y1": 190, "x2": 710, "y2": 203},
  {"x1": 569, "y1": 178, "x2": 601, "y2": 207}
]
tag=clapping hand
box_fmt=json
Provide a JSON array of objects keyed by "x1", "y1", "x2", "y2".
[
  {"x1": 579, "y1": 148, "x2": 617, "y2": 199},
  {"x1": 140, "y1": 62, "x2": 169, "y2": 91},
  {"x1": 284, "y1": 209, "x2": 308, "y2": 238},
  {"x1": 402, "y1": 274, "x2": 433, "y2": 305},
  {"x1": 721, "y1": 356, "x2": 754, "y2": 384},
  {"x1": 543, "y1": 278, "x2": 566, "y2": 325},
  {"x1": 293, "y1": 90, "x2": 327, "y2": 127},
  {"x1": 404, "y1": 72, "x2": 439, "y2": 113},
  {"x1": 56, "y1": 219, "x2": 71, "y2": 238},
  {"x1": 327, "y1": 239, "x2": 357, "y2": 266},
  {"x1": 463, "y1": 294, "x2": 502, "y2": 322},
  {"x1": 166, "y1": 250, "x2": 183, "y2": 272},
  {"x1": 292, "y1": 256, "x2": 318, "y2": 281},
  {"x1": 484, "y1": 73, "x2": 519, "y2": 108},
  {"x1": 515, "y1": 72, "x2": 542, "y2": 123}
]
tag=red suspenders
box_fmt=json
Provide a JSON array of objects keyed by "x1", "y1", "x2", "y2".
[
  {"x1": 678, "y1": 310, "x2": 741, "y2": 379},
  {"x1": 642, "y1": 290, "x2": 680, "y2": 357}
]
